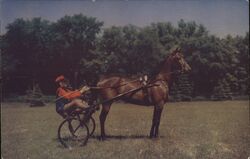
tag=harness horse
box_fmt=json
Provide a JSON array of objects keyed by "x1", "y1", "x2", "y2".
[{"x1": 96, "y1": 48, "x2": 191, "y2": 140}]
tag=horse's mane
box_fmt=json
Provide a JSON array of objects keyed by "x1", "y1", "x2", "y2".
[{"x1": 150, "y1": 54, "x2": 171, "y2": 78}]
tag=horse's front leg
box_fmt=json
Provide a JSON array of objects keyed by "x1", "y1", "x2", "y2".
[
  {"x1": 150, "y1": 104, "x2": 164, "y2": 138},
  {"x1": 99, "y1": 103, "x2": 111, "y2": 141}
]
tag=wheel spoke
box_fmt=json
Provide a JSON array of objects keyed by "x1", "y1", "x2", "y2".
[{"x1": 73, "y1": 124, "x2": 81, "y2": 134}]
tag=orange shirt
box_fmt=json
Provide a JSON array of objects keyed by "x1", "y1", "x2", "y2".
[{"x1": 56, "y1": 87, "x2": 81, "y2": 100}]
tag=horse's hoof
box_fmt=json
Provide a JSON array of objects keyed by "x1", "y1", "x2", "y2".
[
  {"x1": 99, "y1": 136, "x2": 107, "y2": 141},
  {"x1": 149, "y1": 134, "x2": 159, "y2": 139}
]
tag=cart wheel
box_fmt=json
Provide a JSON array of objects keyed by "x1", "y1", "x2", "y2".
[
  {"x1": 58, "y1": 117, "x2": 89, "y2": 148},
  {"x1": 84, "y1": 116, "x2": 96, "y2": 137}
]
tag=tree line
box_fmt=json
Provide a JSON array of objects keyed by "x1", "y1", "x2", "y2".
[{"x1": 1, "y1": 14, "x2": 249, "y2": 100}]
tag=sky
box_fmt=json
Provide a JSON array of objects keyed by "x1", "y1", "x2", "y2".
[{"x1": 0, "y1": 0, "x2": 249, "y2": 37}]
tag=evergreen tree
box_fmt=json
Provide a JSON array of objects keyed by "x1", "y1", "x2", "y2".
[
  {"x1": 169, "y1": 82, "x2": 181, "y2": 102},
  {"x1": 25, "y1": 84, "x2": 45, "y2": 107},
  {"x1": 211, "y1": 79, "x2": 232, "y2": 100},
  {"x1": 170, "y1": 74, "x2": 193, "y2": 101}
]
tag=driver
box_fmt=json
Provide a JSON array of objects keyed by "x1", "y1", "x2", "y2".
[{"x1": 55, "y1": 75, "x2": 90, "y2": 118}]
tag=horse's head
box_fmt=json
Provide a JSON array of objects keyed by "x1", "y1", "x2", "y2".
[{"x1": 168, "y1": 48, "x2": 191, "y2": 73}]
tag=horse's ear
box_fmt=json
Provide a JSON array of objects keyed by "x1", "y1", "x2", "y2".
[
  {"x1": 172, "y1": 48, "x2": 179, "y2": 55},
  {"x1": 176, "y1": 47, "x2": 181, "y2": 52}
]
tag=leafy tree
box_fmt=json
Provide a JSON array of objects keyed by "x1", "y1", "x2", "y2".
[
  {"x1": 1, "y1": 17, "x2": 249, "y2": 99},
  {"x1": 0, "y1": 35, "x2": 19, "y2": 79},
  {"x1": 51, "y1": 14, "x2": 103, "y2": 87},
  {"x1": 233, "y1": 33, "x2": 249, "y2": 95},
  {"x1": 98, "y1": 24, "x2": 165, "y2": 76},
  {"x1": 3, "y1": 18, "x2": 51, "y2": 93},
  {"x1": 98, "y1": 26, "x2": 127, "y2": 74}
]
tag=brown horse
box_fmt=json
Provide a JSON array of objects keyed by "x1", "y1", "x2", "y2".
[{"x1": 96, "y1": 49, "x2": 191, "y2": 140}]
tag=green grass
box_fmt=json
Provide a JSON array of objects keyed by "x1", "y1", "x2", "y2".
[{"x1": 1, "y1": 101, "x2": 250, "y2": 159}]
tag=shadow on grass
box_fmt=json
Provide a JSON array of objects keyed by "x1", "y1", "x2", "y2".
[
  {"x1": 91, "y1": 135, "x2": 165, "y2": 140},
  {"x1": 53, "y1": 135, "x2": 165, "y2": 142}
]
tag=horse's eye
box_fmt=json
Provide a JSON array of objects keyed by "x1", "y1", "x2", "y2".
[{"x1": 176, "y1": 56, "x2": 181, "y2": 60}]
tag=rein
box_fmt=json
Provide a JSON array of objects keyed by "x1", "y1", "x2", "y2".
[
  {"x1": 55, "y1": 79, "x2": 140, "y2": 101},
  {"x1": 55, "y1": 89, "x2": 81, "y2": 102}
]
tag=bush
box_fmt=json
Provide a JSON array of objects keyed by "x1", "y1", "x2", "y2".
[
  {"x1": 192, "y1": 96, "x2": 208, "y2": 101},
  {"x1": 25, "y1": 84, "x2": 45, "y2": 107}
]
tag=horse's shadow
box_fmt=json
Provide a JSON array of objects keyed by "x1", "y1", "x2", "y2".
[{"x1": 91, "y1": 135, "x2": 165, "y2": 140}]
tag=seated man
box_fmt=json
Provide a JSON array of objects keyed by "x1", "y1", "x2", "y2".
[{"x1": 55, "y1": 75, "x2": 90, "y2": 118}]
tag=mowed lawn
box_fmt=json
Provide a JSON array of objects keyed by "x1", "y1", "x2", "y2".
[{"x1": 1, "y1": 101, "x2": 249, "y2": 159}]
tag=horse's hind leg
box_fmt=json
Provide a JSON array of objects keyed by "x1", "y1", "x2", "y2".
[
  {"x1": 154, "y1": 105, "x2": 163, "y2": 137},
  {"x1": 99, "y1": 102, "x2": 112, "y2": 141},
  {"x1": 150, "y1": 106, "x2": 157, "y2": 138}
]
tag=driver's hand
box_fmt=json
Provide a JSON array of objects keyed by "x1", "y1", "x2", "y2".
[{"x1": 80, "y1": 86, "x2": 90, "y2": 94}]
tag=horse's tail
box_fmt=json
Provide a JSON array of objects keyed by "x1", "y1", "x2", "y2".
[
  {"x1": 88, "y1": 80, "x2": 113, "y2": 109},
  {"x1": 85, "y1": 87, "x2": 101, "y2": 111},
  {"x1": 87, "y1": 78, "x2": 112, "y2": 110}
]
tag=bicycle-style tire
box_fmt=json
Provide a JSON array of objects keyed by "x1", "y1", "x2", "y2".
[{"x1": 57, "y1": 117, "x2": 89, "y2": 148}]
